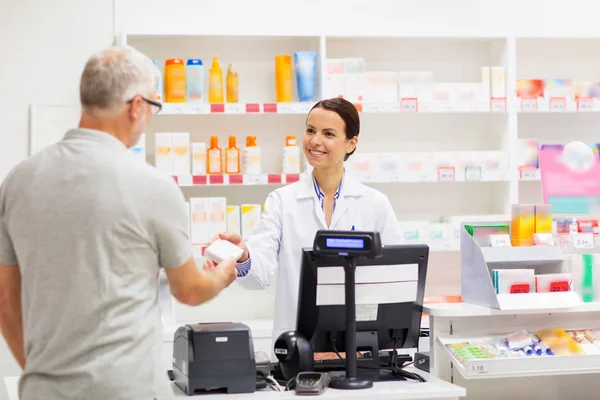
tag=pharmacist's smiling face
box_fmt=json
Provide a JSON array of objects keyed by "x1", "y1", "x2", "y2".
[{"x1": 304, "y1": 107, "x2": 351, "y2": 168}]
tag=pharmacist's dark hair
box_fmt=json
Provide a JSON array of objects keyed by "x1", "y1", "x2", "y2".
[{"x1": 309, "y1": 97, "x2": 360, "y2": 161}]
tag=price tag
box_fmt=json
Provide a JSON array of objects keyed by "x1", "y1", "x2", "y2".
[
  {"x1": 465, "y1": 166, "x2": 482, "y2": 181},
  {"x1": 267, "y1": 174, "x2": 283, "y2": 185},
  {"x1": 246, "y1": 174, "x2": 266, "y2": 185},
  {"x1": 519, "y1": 167, "x2": 538, "y2": 180},
  {"x1": 228, "y1": 174, "x2": 243, "y2": 184},
  {"x1": 210, "y1": 103, "x2": 225, "y2": 113},
  {"x1": 470, "y1": 363, "x2": 487, "y2": 375},
  {"x1": 573, "y1": 233, "x2": 594, "y2": 249},
  {"x1": 520, "y1": 98, "x2": 538, "y2": 112},
  {"x1": 490, "y1": 98, "x2": 506, "y2": 112},
  {"x1": 190, "y1": 104, "x2": 209, "y2": 114},
  {"x1": 285, "y1": 174, "x2": 301, "y2": 183},
  {"x1": 245, "y1": 103, "x2": 261, "y2": 113},
  {"x1": 549, "y1": 97, "x2": 566, "y2": 111},
  {"x1": 224, "y1": 103, "x2": 244, "y2": 114},
  {"x1": 437, "y1": 167, "x2": 455, "y2": 182},
  {"x1": 510, "y1": 283, "x2": 531, "y2": 294},
  {"x1": 365, "y1": 103, "x2": 381, "y2": 113},
  {"x1": 577, "y1": 97, "x2": 594, "y2": 111},
  {"x1": 278, "y1": 103, "x2": 296, "y2": 114},
  {"x1": 170, "y1": 104, "x2": 184, "y2": 114},
  {"x1": 263, "y1": 103, "x2": 278, "y2": 113},
  {"x1": 489, "y1": 234, "x2": 511, "y2": 247},
  {"x1": 549, "y1": 281, "x2": 570, "y2": 292},
  {"x1": 400, "y1": 98, "x2": 418, "y2": 112}
]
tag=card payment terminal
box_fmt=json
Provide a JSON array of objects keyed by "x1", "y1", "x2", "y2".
[{"x1": 295, "y1": 372, "x2": 331, "y2": 395}]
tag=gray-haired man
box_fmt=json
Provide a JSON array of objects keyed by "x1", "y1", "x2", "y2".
[{"x1": 0, "y1": 46, "x2": 237, "y2": 400}]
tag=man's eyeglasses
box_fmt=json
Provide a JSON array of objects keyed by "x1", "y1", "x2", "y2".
[{"x1": 127, "y1": 95, "x2": 162, "y2": 115}]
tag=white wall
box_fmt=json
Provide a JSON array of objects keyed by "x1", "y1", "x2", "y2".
[
  {"x1": 4, "y1": 0, "x2": 600, "y2": 396},
  {"x1": 0, "y1": 0, "x2": 115, "y2": 396}
]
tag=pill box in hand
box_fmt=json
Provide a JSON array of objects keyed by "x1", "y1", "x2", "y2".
[{"x1": 204, "y1": 239, "x2": 244, "y2": 264}]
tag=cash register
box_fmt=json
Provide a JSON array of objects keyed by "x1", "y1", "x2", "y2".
[{"x1": 171, "y1": 230, "x2": 428, "y2": 394}]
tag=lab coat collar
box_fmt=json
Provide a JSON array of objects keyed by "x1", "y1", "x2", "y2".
[{"x1": 296, "y1": 171, "x2": 364, "y2": 199}]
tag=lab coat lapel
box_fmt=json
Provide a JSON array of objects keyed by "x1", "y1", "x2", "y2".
[
  {"x1": 330, "y1": 197, "x2": 349, "y2": 229},
  {"x1": 330, "y1": 174, "x2": 364, "y2": 230},
  {"x1": 296, "y1": 175, "x2": 328, "y2": 229}
]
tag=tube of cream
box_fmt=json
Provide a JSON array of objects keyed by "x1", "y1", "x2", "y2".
[{"x1": 294, "y1": 51, "x2": 317, "y2": 102}]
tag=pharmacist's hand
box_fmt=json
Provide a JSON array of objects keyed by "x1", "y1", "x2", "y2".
[
  {"x1": 208, "y1": 232, "x2": 250, "y2": 262},
  {"x1": 211, "y1": 257, "x2": 238, "y2": 289}
]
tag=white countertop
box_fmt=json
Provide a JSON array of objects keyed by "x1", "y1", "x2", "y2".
[
  {"x1": 4, "y1": 370, "x2": 466, "y2": 400},
  {"x1": 162, "y1": 319, "x2": 274, "y2": 342},
  {"x1": 424, "y1": 301, "x2": 600, "y2": 317}
]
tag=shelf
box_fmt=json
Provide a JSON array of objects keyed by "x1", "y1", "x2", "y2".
[
  {"x1": 424, "y1": 301, "x2": 600, "y2": 317},
  {"x1": 438, "y1": 335, "x2": 600, "y2": 380},
  {"x1": 172, "y1": 172, "x2": 510, "y2": 187},
  {"x1": 158, "y1": 101, "x2": 507, "y2": 115},
  {"x1": 481, "y1": 245, "x2": 563, "y2": 264}
]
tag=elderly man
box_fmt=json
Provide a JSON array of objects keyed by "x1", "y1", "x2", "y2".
[{"x1": 0, "y1": 46, "x2": 237, "y2": 400}]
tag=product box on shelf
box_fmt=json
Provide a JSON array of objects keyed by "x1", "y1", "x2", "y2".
[{"x1": 460, "y1": 203, "x2": 585, "y2": 310}]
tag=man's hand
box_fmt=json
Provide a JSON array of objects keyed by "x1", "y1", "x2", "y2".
[
  {"x1": 208, "y1": 232, "x2": 249, "y2": 262},
  {"x1": 209, "y1": 257, "x2": 238, "y2": 289}
]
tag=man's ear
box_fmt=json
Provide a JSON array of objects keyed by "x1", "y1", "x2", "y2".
[{"x1": 128, "y1": 96, "x2": 143, "y2": 120}]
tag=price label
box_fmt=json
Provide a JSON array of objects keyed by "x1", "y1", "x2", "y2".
[
  {"x1": 267, "y1": 174, "x2": 283, "y2": 185},
  {"x1": 549, "y1": 97, "x2": 566, "y2": 111},
  {"x1": 210, "y1": 103, "x2": 225, "y2": 113},
  {"x1": 437, "y1": 167, "x2": 455, "y2": 182},
  {"x1": 170, "y1": 105, "x2": 184, "y2": 114},
  {"x1": 401, "y1": 98, "x2": 418, "y2": 112},
  {"x1": 224, "y1": 103, "x2": 244, "y2": 114},
  {"x1": 470, "y1": 363, "x2": 487, "y2": 375},
  {"x1": 263, "y1": 103, "x2": 278, "y2": 113},
  {"x1": 245, "y1": 103, "x2": 261, "y2": 113},
  {"x1": 190, "y1": 104, "x2": 209, "y2": 114},
  {"x1": 520, "y1": 98, "x2": 538, "y2": 112},
  {"x1": 228, "y1": 174, "x2": 243, "y2": 184},
  {"x1": 577, "y1": 98, "x2": 594, "y2": 111},
  {"x1": 519, "y1": 167, "x2": 538, "y2": 180},
  {"x1": 297, "y1": 103, "x2": 312, "y2": 113},
  {"x1": 490, "y1": 98, "x2": 506, "y2": 112},
  {"x1": 510, "y1": 283, "x2": 531, "y2": 294},
  {"x1": 278, "y1": 103, "x2": 296, "y2": 114},
  {"x1": 366, "y1": 103, "x2": 381, "y2": 113},
  {"x1": 246, "y1": 174, "x2": 266, "y2": 185},
  {"x1": 465, "y1": 166, "x2": 482, "y2": 181},
  {"x1": 549, "y1": 281, "x2": 570, "y2": 292},
  {"x1": 573, "y1": 233, "x2": 594, "y2": 249},
  {"x1": 489, "y1": 234, "x2": 511, "y2": 247}
]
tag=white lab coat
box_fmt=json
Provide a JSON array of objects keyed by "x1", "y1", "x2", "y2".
[{"x1": 237, "y1": 173, "x2": 402, "y2": 350}]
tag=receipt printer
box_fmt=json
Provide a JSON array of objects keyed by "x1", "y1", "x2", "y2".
[{"x1": 173, "y1": 322, "x2": 256, "y2": 395}]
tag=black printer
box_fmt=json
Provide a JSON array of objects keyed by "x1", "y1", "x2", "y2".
[{"x1": 172, "y1": 322, "x2": 256, "y2": 395}]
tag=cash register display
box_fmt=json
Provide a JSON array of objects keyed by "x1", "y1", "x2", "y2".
[{"x1": 325, "y1": 237, "x2": 364, "y2": 249}]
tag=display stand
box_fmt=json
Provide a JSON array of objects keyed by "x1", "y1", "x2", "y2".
[{"x1": 460, "y1": 223, "x2": 581, "y2": 310}]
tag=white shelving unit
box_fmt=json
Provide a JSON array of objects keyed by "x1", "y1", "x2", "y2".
[
  {"x1": 516, "y1": 38, "x2": 600, "y2": 206},
  {"x1": 125, "y1": 33, "x2": 515, "y2": 227},
  {"x1": 426, "y1": 302, "x2": 600, "y2": 400},
  {"x1": 119, "y1": 32, "x2": 600, "y2": 325}
]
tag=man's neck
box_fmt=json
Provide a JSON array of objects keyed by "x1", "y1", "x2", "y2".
[
  {"x1": 313, "y1": 166, "x2": 344, "y2": 196},
  {"x1": 78, "y1": 112, "x2": 129, "y2": 147}
]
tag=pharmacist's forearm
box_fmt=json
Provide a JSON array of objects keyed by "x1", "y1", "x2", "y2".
[{"x1": 0, "y1": 302, "x2": 26, "y2": 369}]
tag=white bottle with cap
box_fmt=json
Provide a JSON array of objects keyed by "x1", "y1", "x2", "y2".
[{"x1": 282, "y1": 135, "x2": 300, "y2": 174}]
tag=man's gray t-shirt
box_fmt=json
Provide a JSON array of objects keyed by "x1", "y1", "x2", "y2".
[{"x1": 0, "y1": 128, "x2": 191, "y2": 400}]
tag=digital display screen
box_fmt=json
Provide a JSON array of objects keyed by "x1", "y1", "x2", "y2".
[{"x1": 325, "y1": 237, "x2": 365, "y2": 249}]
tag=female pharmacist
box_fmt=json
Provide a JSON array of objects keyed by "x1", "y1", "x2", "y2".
[{"x1": 207, "y1": 97, "x2": 402, "y2": 344}]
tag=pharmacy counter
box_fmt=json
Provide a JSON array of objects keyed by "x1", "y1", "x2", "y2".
[{"x1": 4, "y1": 371, "x2": 466, "y2": 400}]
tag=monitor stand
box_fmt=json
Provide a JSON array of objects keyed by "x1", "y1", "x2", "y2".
[{"x1": 329, "y1": 257, "x2": 374, "y2": 390}]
